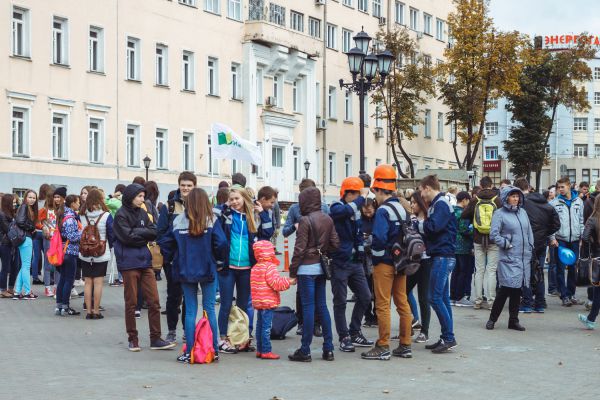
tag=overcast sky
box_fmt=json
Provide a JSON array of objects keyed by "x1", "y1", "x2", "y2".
[{"x1": 489, "y1": 0, "x2": 600, "y2": 37}]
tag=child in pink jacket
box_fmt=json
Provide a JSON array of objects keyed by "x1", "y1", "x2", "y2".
[{"x1": 251, "y1": 240, "x2": 295, "y2": 359}]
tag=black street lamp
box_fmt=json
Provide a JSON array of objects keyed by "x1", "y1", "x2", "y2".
[
  {"x1": 304, "y1": 159, "x2": 311, "y2": 179},
  {"x1": 340, "y1": 28, "x2": 394, "y2": 174},
  {"x1": 143, "y1": 155, "x2": 151, "y2": 181}
]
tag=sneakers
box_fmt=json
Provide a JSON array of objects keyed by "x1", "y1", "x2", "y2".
[
  {"x1": 431, "y1": 339, "x2": 458, "y2": 354},
  {"x1": 166, "y1": 330, "x2": 177, "y2": 343},
  {"x1": 360, "y1": 344, "x2": 391, "y2": 360},
  {"x1": 135, "y1": 310, "x2": 141, "y2": 319},
  {"x1": 150, "y1": 338, "x2": 177, "y2": 350},
  {"x1": 519, "y1": 307, "x2": 532, "y2": 313},
  {"x1": 455, "y1": 297, "x2": 474, "y2": 307},
  {"x1": 74, "y1": 279, "x2": 85, "y2": 287},
  {"x1": 392, "y1": 344, "x2": 412, "y2": 358},
  {"x1": 12, "y1": 293, "x2": 22, "y2": 300},
  {"x1": 339, "y1": 336, "x2": 356, "y2": 352},
  {"x1": 0, "y1": 290, "x2": 12, "y2": 298},
  {"x1": 44, "y1": 287, "x2": 54, "y2": 297},
  {"x1": 414, "y1": 332, "x2": 428, "y2": 343},
  {"x1": 351, "y1": 332, "x2": 374, "y2": 347},
  {"x1": 425, "y1": 339, "x2": 442, "y2": 350},
  {"x1": 295, "y1": 325, "x2": 303, "y2": 335},
  {"x1": 260, "y1": 352, "x2": 280, "y2": 360},
  {"x1": 128, "y1": 340, "x2": 141, "y2": 352},
  {"x1": 322, "y1": 350, "x2": 334, "y2": 361},
  {"x1": 548, "y1": 290, "x2": 560, "y2": 297},
  {"x1": 313, "y1": 325, "x2": 323, "y2": 337},
  {"x1": 450, "y1": 299, "x2": 456, "y2": 306},
  {"x1": 578, "y1": 314, "x2": 597, "y2": 330},
  {"x1": 288, "y1": 349, "x2": 312, "y2": 362},
  {"x1": 110, "y1": 280, "x2": 123, "y2": 287},
  {"x1": 484, "y1": 301, "x2": 493, "y2": 310},
  {"x1": 486, "y1": 320, "x2": 495, "y2": 330},
  {"x1": 562, "y1": 298, "x2": 572, "y2": 307},
  {"x1": 61, "y1": 307, "x2": 80, "y2": 316},
  {"x1": 508, "y1": 322, "x2": 526, "y2": 331},
  {"x1": 412, "y1": 319, "x2": 422, "y2": 330},
  {"x1": 585, "y1": 300, "x2": 593, "y2": 311},
  {"x1": 533, "y1": 307, "x2": 545, "y2": 313},
  {"x1": 23, "y1": 293, "x2": 38, "y2": 300},
  {"x1": 571, "y1": 297, "x2": 583, "y2": 306},
  {"x1": 218, "y1": 339, "x2": 238, "y2": 354},
  {"x1": 177, "y1": 352, "x2": 191, "y2": 363}
]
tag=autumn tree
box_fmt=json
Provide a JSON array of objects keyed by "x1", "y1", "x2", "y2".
[
  {"x1": 437, "y1": 0, "x2": 528, "y2": 171},
  {"x1": 372, "y1": 27, "x2": 436, "y2": 178}
]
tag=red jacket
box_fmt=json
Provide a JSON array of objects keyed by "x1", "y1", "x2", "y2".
[{"x1": 250, "y1": 241, "x2": 291, "y2": 310}]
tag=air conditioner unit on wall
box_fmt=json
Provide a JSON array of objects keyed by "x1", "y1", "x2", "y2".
[
  {"x1": 374, "y1": 127, "x2": 384, "y2": 139},
  {"x1": 316, "y1": 117, "x2": 327, "y2": 130},
  {"x1": 416, "y1": 31, "x2": 424, "y2": 40},
  {"x1": 379, "y1": 17, "x2": 387, "y2": 26},
  {"x1": 315, "y1": 0, "x2": 325, "y2": 5},
  {"x1": 266, "y1": 96, "x2": 277, "y2": 107}
]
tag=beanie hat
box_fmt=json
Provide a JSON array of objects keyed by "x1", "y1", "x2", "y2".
[{"x1": 54, "y1": 187, "x2": 67, "y2": 199}]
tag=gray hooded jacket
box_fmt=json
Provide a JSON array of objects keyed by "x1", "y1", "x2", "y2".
[{"x1": 489, "y1": 186, "x2": 534, "y2": 289}]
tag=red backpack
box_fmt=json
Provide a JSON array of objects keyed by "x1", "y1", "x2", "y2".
[{"x1": 47, "y1": 216, "x2": 73, "y2": 266}]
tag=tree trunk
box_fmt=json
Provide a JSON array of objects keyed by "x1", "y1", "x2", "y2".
[
  {"x1": 452, "y1": 120, "x2": 463, "y2": 169},
  {"x1": 535, "y1": 102, "x2": 559, "y2": 190},
  {"x1": 391, "y1": 132, "x2": 409, "y2": 179}
]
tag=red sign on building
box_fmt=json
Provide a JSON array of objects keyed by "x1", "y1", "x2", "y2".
[{"x1": 483, "y1": 160, "x2": 501, "y2": 172}]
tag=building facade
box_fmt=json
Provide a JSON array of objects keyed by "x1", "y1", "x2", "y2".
[{"x1": 2, "y1": 0, "x2": 455, "y2": 201}]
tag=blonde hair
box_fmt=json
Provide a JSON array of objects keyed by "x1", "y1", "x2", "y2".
[{"x1": 230, "y1": 187, "x2": 257, "y2": 233}]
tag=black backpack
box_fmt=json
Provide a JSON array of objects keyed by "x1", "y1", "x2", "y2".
[
  {"x1": 270, "y1": 306, "x2": 298, "y2": 340},
  {"x1": 384, "y1": 203, "x2": 425, "y2": 276}
]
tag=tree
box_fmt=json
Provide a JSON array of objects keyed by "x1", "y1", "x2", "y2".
[
  {"x1": 437, "y1": 0, "x2": 528, "y2": 171},
  {"x1": 371, "y1": 27, "x2": 436, "y2": 178}
]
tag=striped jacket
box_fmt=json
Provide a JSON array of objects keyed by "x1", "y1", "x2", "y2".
[{"x1": 250, "y1": 240, "x2": 291, "y2": 310}]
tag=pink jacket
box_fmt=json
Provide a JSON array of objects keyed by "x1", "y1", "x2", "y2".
[{"x1": 251, "y1": 241, "x2": 291, "y2": 310}]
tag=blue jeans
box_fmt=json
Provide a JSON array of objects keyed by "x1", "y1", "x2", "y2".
[
  {"x1": 42, "y1": 238, "x2": 58, "y2": 287},
  {"x1": 31, "y1": 230, "x2": 44, "y2": 278},
  {"x1": 408, "y1": 290, "x2": 419, "y2": 320},
  {"x1": 429, "y1": 256, "x2": 456, "y2": 342},
  {"x1": 217, "y1": 268, "x2": 251, "y2": 337},
  {"x1": 298, "y1": 274, "x2": 334, "y2": 355},
  {"x1": 522, "y1": 251, "x2": 546, "y2": 309},
  {"x1": 181, "y1": 280, "x2": 218, "y2": 354},
  {"x1": 547, "y1": 246, "x2": 557, "y2": 293},
  {"x1": 15, "y1": 237, "x2": 33, "y2": 295},
  {"x1": 256, "y1": 309, "x2": 274, "y2": 353},
  {"x1": 331, "y1": 261, "x2": 371, "y2": 340},
  {"x1": 56, "y1": 254, "x2": 77, "y2": 308},
  {"x1": 0, "y1": 244, "x2": 17, "y2": 290},
  {"x1": 247, "y1": 297, "x2": 254, "y2": 335},
  {"x1": 557, "y1": 240, "x2": 578, "y2": 299}
]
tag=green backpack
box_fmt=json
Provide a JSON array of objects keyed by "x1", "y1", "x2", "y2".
[{"x1": 473, "y1": 196, "x2": 497, "y2": 234}]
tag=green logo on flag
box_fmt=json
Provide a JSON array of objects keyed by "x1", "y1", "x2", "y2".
[{"x1": 217, "y1": 131, "x2": 240, "y2": 147}]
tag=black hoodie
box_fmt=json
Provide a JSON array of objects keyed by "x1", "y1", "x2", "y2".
[
  {"x1": 523, "y1": 192, "x2": 560, "y2": 254},
  {"x1": 584, "y1": 191, "x2": 599, "y2": 223}
]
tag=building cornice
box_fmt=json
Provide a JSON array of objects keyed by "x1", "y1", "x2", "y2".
[
  {"x1": 84, "y1": 102, "x2": 111, "y2": 113},
  {"x1": 6, "y1": 90, "x2": 36, "y2": 102},
  {"x1": 48, "y1": 97, "x2": 75, "y2": 108}
]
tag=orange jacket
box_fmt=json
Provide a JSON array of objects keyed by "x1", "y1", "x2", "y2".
[{"x1": 250, "y1": 241, "x2": 291, "y2": 310}]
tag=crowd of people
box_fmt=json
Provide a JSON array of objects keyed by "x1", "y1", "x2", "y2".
[{"x1": 1, "y1": 166, "x2": 599, "y2": 364}]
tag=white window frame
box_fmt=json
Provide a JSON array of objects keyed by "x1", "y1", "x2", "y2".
[
  {"x1": 155, "y1": 44, "x2": 168, "y2": 86},
  {"x1": 271, "y1": 146, "x2": 284, "y2": 168},
  {"x1": 343, "y1": 0, "x2": 353, "y2": 7},
  {"x1": 372, "y1": 0, "x2": 382, "y2": 17},
  {"x1": 88, "y1": 26, "x2": 104, "y2": 72},
  {"x1": 293, "y1": 147, "x2": 301, "y2": 182},
  {"x1": 409, "y1": 8, "x2": 418, "y2": 31},
  {"x1": 328, "y1": 152, "x2": 337, "y2": 184},
  {"x1": 207, "y1": 57, "x2": 219, "y2": 96},
  {"x1": 328, "y1": 86, "x2": 337, "y2": 119},
  {"x1": 595, "y1": 145, "x2": 600, "y2": 158},
  {"x1": 52, "y1": 16, "x2": 69, "y2": 65},
  {"x1": 290, "y1": 10, "x2": 304, "y2": 32},
  {"x1": 574, "y1": 117, "x2": 588, "y2": 131},
  {"x1": 179, "y1": 0, "x2": 196, "y2": 5},
  {"x1": 126, "y1": 124, "x2": 140, "y2": 167},
  {"x1": 595, "y1": 118, "x2": 600, "y2": 131},
  {"x1": 155, "y1": 128, "x2": 168, "y2": 169},
  {"x1": 11, "y1": 106, "x2": 30, "y2": 157},
  {"x1": 273, "y1": 74, "x2": 283, "y2": 107},
  {"x1": 358, "y1": 0, "x2": 368, "y2": 13},
  {"x1": 436, "y1": 19, "x2": 445, "y2": 41},
  {"x1": 342, "y1": 29, "x2": 353, "y2": 53},
  {"x1": 423, "y1": 13, "x2": 432, "y2": 35},
  {"x1": 595, "y1": 67, "x2": 600, "y2": 80},
  {"x1": 126, "y1": 37, "x2": 141, "y2": 81},
  {"x1": 375, "y1": 103, "x2": 383, "y2": 128},
  {"x1": 12, "y1": 6, "x2": 30, "y2": 57},
  {"x1": 204, "y1": 0, "x2": 220, "y2": 14},
  {"x1": 51, "y1": 112, "x2": 69, "y2": 160},
  {"x1": 485, "y1": 146, "x2": 499, "y2": 160},
  {"x1": 292, "y1": 80, "x2": 300, "y2": 112},
  {"x1": 344, "y1": 91, "x2": 352, "y2": 122},
  {"x1": 208, "y1": 135, "x2": 220, "y2": 175},
  {"x1": 182, "y1": 131, "x2": 194, "y2": 171},
  {"x1": 182, "y1": 50, "x2": 195, "y2": 91},
  {"x1": 231, "y1": 62, "x2": 241, "y2": 100},
  {"x1": 485, "y1": 121, "x2": 499, "y2": 136},
  {"x1": 88, "y1": 117, "x2": 104, "y2": 163},
  {"x1": 594, "y1": 92, "x2": 600, "y2": 105},
  {"x1": 344, "y1": 154, "x2": 352, "y2": 178},
  {"x1": 227, "y1": 0, "x2": 241, "y2": 20},
  {"x1": 437, "y1": 112, "x2": 444, "y2": 140},
  {"x1": 574, "y1": 144, "x2": 588, "y2": 158},
  {"x1": 395, "y1": 2, "x2": 405, "y2": 25},
  {"x1": 308, "y1": 17, "x2": 321, "y2": 39},
  {"x1": 326, "y1": 24, "x2": 337, "y2": 50},
  {"x1": 424, "y1": 109, "x2": 431, "y2": 137}
]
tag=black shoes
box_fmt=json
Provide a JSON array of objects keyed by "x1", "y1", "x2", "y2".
[
  {"x1": 486, "y1": 320, "x2": 495, "y2": 330},
  {"x1": 288, "y1": 349, "x2": 312, "y2": 362},
  {"x1": 339, "y1": 336, "x2": 356, "y2": 352},
  {"x1": 508, "y1": 322, "x2": 526, "y2": 331},
  {"x1": 430, "y1": 339, "x2": 458, "y2": 354},
  {"x1": 322, "y1": 350, "x2": 334, "y2": 361},
  {"x1": 425, "y1": 339, "x2": 442, "y2": 350},
  {"x1": 351, "y1": 332, "x2": 374, "y2": 347}
]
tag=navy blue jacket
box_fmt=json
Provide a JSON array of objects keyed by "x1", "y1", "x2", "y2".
[
  {"x1": 372, "y1": 197, "x2": 407, "y2": 266},
  {"x1": 283, "y1": 202, "x2": 330, "y2": 237},
  {"x1": 256, "y1": 209, "x2": 275, "y2": 241},
  {"x1": 330, "y1": 196, "x2": 365, "y2": 263},
  {"x1": 418, "y1": 192, "x2": 457, "y2": 257}
]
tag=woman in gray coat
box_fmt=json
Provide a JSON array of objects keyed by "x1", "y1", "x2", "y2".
[{"x1": 486, "y1": 186, "x2": 534, "y2": 331}]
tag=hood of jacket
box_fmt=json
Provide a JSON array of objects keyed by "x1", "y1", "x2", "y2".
[
  {"x1": 477, "y1": 188, "x2": 498, "y2": 201},
  {"x1": 252, "y1": 240, "x2": 280, "y2": 266},
  {"x1": 299, "y1": 187, "x2": 322, "y2": 216},
  {"x1": 558, "y1": 190, "x2": 579, "y2": 204},
  {"x1": 525, "y1": 191, "x2": 547, "y2": 205},
  {"x1": 500, "y1": 186, "x2": 524, "y2": 211},
  {"x1": 122, "y1": 184, "x2": 145, "y2": 209}
]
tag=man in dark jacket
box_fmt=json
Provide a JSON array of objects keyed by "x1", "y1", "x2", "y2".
[
  {"x1": 584, "y1": 180, "x2": 600, "y2": 223},
  {"x1": 515, "y1": 178, "x2": 560, "y2": 312},
  {"x1": 114, "y1": 183, "x2": 175, "y2": 352}
]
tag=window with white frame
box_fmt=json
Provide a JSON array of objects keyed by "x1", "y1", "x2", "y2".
[
  {"x1": 269, "y1": 3, "x2": 285, "y2": 26},
  {"x1": 437, "y1": 112, "x2": 444, "y2": 140},
  {"x1": 395, "y1": 2, "x2": 405, "y2": 24},
  {"x1": 595, "y1": 67, "x2": 600, "y2": 80},
  {"x1": 231, "y1": 159, "x2": 239, "y2": 174},
  {"x1": 344, "y1": 155, "x2": 352, "y2": 177},
  {"x1": 207, "y1": 57, "x2": 219, "y2": 95},
  {"x1": 179, "y1": 0, "x2": 196, "y2": 5},
  {"x1": 271, "y1": 146, "x2": 284, "y2": 168},
  {"x1": 595, "y1": 118, "x2": 600, "y2": 131},
  {"x1": 574, "y1": 117, "x2": 588, "y2": 131},
  {"x1": 256, "y1": 68, "x2": 264, "y2": 104},
  {"x1": 593, "y1": 169, "x2": 600, "y2": 181},
  {"x1": 485, "y1": 121, "x2": 498, "y2": 136},
  {"x1": 583, "y1": 168, "x2": 591, "y2": 183},
  {"x1": 375, "y1": 103, "x2": 383, "y2": 128},
  {"x1": 344, "y1": 91, "x2": 352, "y2": 121},
  {"x1": 343, "y1": 0, "x2": 353, "y2": 6},
  {"x1": 155, "y1": 44, "x2": 168, "y2": 85},
  {"x1": 328, "y1": 86, "x2": 337, "y2": 119},
  {"x1": 52, "y1": 113, "x2": 68, "y2": 160},
  {"x1": 182, "y1": 132, "x2": 193, "y2": 171},
  {"x1": 328, "y1": 152, "x2": 336, "y2": 184},
  {"x1": 423, "y1": 13, "x2": 432, "y2": 35},
  {"x1": 574, "y1": 144, "x2": 588, "y2": 157},
  {"x1": 88, "y1": 27, "x2": 104, "y2": 72},
  {"x1": 273, "y1": 74, "x2": 283, "y2": 107},
  {"x1": 52, "y1": 17, "x2": 69, "y2": 65},
  {"x1": 596, "y1": 145, "x2": 600, "y2": 158},
  {"x1": 309, "y1": 17, "x2": 321, "y2": 38},
  {"x1": 293, "y1": 147, "x2": 301, "y2": 181},
  {"x1": 375, "y1": 158, "x2": 382, "y2": 166},
  {"x1": 372, "y1": 0, "x2": 382, "y2": 17},
  {"x1": 424, "y1": 109, "x2": 431, "y2": 137},
  {"x1": 358, "y1": 0, "x2": 368, "y2": 12},
  {"x1": 126, "y1": 124, "x2": 140, "y2": 167},
  {"x1": 231, "y1": 63, "x2": 241, "y2": 100},
  {"x1": 205, "y1": 0, "x2": 220, "y2": 14},
  {"x1": 409, "y1": 8, "x2": 418, "y2": 30},
  {"x1": 88, "y1": 118, "x2": 103, "y2": 163},
  {"x1": 292, "y1": 80, "x2": 300, "y2": 112},
  {"x1": 489, "y1": 98, "x2": 499, "y2": 108},
  {"x1": 567, "y1": 169, "x2": 576, "y2": 183},
  {"x1": 342, "y1": 29, "x2": 353, "y2": 53},
  {"x1": 126, "y1": 37, "x2": 141, "y2": 80},
  {"x1": 227, "y1": 0, "x2": 241, "y2": 20},
  {"x1": 208, "y1": 136, "x2": 219, "y2": 174},
  {"x1": 595, "y1": 92, "x2": 600, "y2": 105},
  {"x1": 182, "y1": 51, "x2": 195, "y2": 90},
  {"x1": 290, "y1": 11, "x2": 304, "y2": 32},
  {"x1": 155, "y1": 129, "x2": 168, "y2": 169},
  {"x1": 326, "y1": 24, "x2": 337, "y2": 50},
  {"x1": 436, "y1": 19, "x2": 445, "y2": 41},
  {"x1": 11, "y1": 108, "x2": 28, "y2": 156},
  {"x1": 12, "y1": 6, "x2": 30, "y2": 57},
  {"x1": 485, "y1": 146, "x2": 499, "y2": 160}
]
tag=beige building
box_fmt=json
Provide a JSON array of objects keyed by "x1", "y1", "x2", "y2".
[{"x1": 2, "y1": 0, "x2": 456, "y2": 201}]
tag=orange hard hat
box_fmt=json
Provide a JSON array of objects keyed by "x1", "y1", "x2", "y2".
[
  {"x1": 372, "y1": 164, "x2": 397, "y2": 191},
  {"x1": 340, "y1": 177, "x2": 364, "y2": 198}
]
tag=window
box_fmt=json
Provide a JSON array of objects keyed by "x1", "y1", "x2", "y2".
[
  {"x1": 328, "y1": 86, "x2": 337, "y2": 119},
  {"x1": 231, "y1": 159, "x2": 239, "y2": 174},
  {"x1": 273, "y1": 74, "x2": 282, "y2": 107},
  {"x1": 309, "y1": 17, "x2": 321, "y2": 39},
  {"x1": 595, "y1": 118, "x2": 600, "y2": 131},
  {"x1": 126, "y1": 37, "x2": 140, "y2": 80},
  {"x1": 375, "y1": 158, "x2": 382, "y2": 166},
  {"x1": 326, "y1": 24, "x2": 337, "y2": 50},
  {"x1": 52, "y1": 113, "x2": 68, "y2": 160},
  {"x1": 595, "y1": 67, "x2": 600, "y2": 80},
  {"x1": 485, "y1": 146, "x2": 499, "y2": 160},
  {"x1": 271, "y1": 146, "x2": 283, "y2": 168},
  {"x1": 358, "y1": 0, "x2": 368, "y2": 12},
  {"x1": 290, "y1": 11, "x2": 304, "y2": 32},
  {"x1": 574, "y1": 118, "x2": 588, "y2": 131},
  {"x1": 155, "y1": 129, "x2": 168, "y2": 169},
  {"x1": 489, "y1": 98, "x2": 499, "y2": 108},
  {"x1": 342, "y1": 29, "x2": 353, "y2": 53},
  {"x1": 583, "y1": 169, "x2": 591, "y2": 183},
  {"x1": 11, "y1": 108, "x2": 28, "y2": 156},
  {"x1": 594, "y1": 169, "x2": 600, "y2": 182},
  {"x1": 88, "y1": 27, "x2": 104, "y2": 72},
  {"x1": 567, "y1": 169, "x2": 576, "y2": 183},
  {"x1": 423, "y1": 54, "x2": 431, "y2": 67},
  {"x1": 52, "y1": 17, "x2": 69, "y2": 65},
  {"x1": 88, "y1": 118, "x2": 103, "y2": 163},
  {"x1": 595, "y1": 92, "x2": 600, "y2": 105},
  {"x1": 344, "y1": 155, "x2": 352, "y2": 177},
  {"x1": 293, "y1": 147, "x2": 301, "y2": 181},
  {"x1": 437, "y1": 112, "x2": 444, "y2": 140},
  {"x1": 328, "y1": 152, "x2": 336, "y2": 184},
  {"x1": 395, "y1": 2, "x2": 405, "y2": 24},
  {"x1": 126, "y1": 125, "x2": 140, "y2": 167},
  {"x1": 375, "y1": 103, "x2": 383, "y2": 128},
  {"x1": 485, "y1": 122, "x2": 499, "y2": 136},
  {"x1": 179, "y1": 0, "x2": 196, "y2": 5},
  {"x1": 208, "y1": 136, "x2": 219, "y2": 174},
  {"x1": 182, "y1": 51, "x2": 195, "y2": 91},
  {"x1": 207, "y1": 57, "x2": 219, "y2": 95},
  {"x1": 256, "y1": 68, "x2": 264, "y2": 104},
  {"x1": 231, "y1": 63, "x2": 241, "y2": 100},
  {"x1": 155, "y1": 44, "x2": 168, "y2": 85},
  {"x1": 423, "y1": 13, "x2": 432, "y2": 35},
  {"x1": 372, "y1": 0, "x2": 382, "y2": 17},
  {"x1": 205, "y1": 0, "x2": 220, "y2": 14},
  {"x1": 596, "y1": 144, "x2": 600, "y2": 158},
  {"x1": 182, "y1": 132, "x2": 193, "y2": 171},
  {"x1": 12, "y1": 7, "x2": 30, "y2": 57},
  {"x1": 343, "y1": 0, "x2": 353, "y2": 6},
  {"x1": 409, "y1": 8, "x2": 418, "y2": 30},
  {"x1": 344, "y1": 91, "x2": 352, "y2": 121},
  {"x1": 269, "y1": 3, "x2": 285, "y2": 26},
  {"x1": 424, "y1": 109, "x2": 431, "y2": 137},
  {"x1": 292, "y1": 80, "x2": 299, "y2": 112},
  {"x1": 574, "y1": 144, "x2": 588, "y2": 157},
  {"x1": 436, "y1": 19, "x2": 445, "y2": 41},
  {"x1": 227, "y1": 0, "x2": 241, "y2": 20}
]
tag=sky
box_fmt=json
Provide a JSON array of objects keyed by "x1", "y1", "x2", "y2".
[{"x1": 489, "y1": 0, "x2": 600, "y2": 37}]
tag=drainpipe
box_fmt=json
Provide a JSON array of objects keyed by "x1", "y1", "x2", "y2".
[
  {"x1": 321, "y1": 1, "x2": 327, "y2": 195},
  {"x1": 115, "y1": 0, "x2": 120, "y2": 181},
  {"x1": 385, "y1": 0, "x2": 392, "y2": 164}
]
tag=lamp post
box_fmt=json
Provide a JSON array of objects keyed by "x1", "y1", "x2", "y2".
[
  {"x1": 143, "y1": 155, "x2": 151, "y2": 181},
  {"x1": 340, "y1": 27, "x2": 394, "y2": 174},
  {"x1": 304, "y1": 160, "x2": 311, "y2": 179}
]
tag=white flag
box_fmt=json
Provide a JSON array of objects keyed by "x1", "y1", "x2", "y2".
[{"x1": 210, "y1": 123, "x2": 262, "y2": 166}]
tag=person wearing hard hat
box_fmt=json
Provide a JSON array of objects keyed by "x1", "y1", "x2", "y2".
[
  {"x1": 361, "y1": 165, "x2": 413, "y2": 361},
  {"x1": 329, "y1": 177, "x2": 374, "y2": 353}
]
